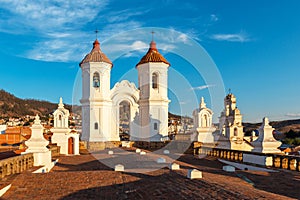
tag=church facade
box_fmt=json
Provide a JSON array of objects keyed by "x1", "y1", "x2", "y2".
[{"x1": 80, "y1": 38, "x2": 170, "y2": 143}]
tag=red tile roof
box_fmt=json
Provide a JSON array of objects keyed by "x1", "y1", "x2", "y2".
[
  {"x1": 136, "y1": 41, "x2": 170, "y2": 67},
  {"x1": 80, "y1": 39, "x2": 112, "y2": 66}
]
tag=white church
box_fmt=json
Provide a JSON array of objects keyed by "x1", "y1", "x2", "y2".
[{"x1": 79, "y1": 38, "x2": 170, "y2": 144}]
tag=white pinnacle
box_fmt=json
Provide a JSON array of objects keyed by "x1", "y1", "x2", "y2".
[
  {"x1": 200, "y1": 97, "x2": 206, "y2": 109},
  {"x1": 34, "y1": 114, "x2": 41, "y2": 125},
  {"x1": 58, "y1": 97, "x2": 64, "y2": 108}
]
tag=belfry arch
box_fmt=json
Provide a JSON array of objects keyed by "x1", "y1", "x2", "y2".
[
  {"x1": 119, "y1": 100, "x2": 131, "y2": 140},
  {"x1": 110, "y1": 80, "x2": 139, "y2": 140}
]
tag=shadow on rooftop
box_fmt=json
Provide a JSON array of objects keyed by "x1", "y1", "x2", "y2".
[
  {"x1": 55, "y1": 153, "x2": 299, "y2": 199},
  {"x1": 60, "y1": 170, "x2": 244, "y2": 200}
]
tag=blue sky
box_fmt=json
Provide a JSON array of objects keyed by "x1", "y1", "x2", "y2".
[{"x1": 0, "y1": 0, "x2": 300, "y2": 122}]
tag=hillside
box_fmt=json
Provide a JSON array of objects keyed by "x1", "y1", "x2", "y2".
[
  {"x1": 0, "y1": 89, "x2": 71, "y2": 118},
  {"x1": 1, "y1": 89, "x2": 300, "y2": 135},
  {"x1": 243, "y1": 119, "x2": 300, "y2": 135}
]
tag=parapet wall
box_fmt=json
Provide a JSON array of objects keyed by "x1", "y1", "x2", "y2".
[
  {"x1": 0, "y1": 153, "x2": 34, "y2": 179},
  {"x1": 199, "y1": 146, "x2": 300, "y2": 172}
]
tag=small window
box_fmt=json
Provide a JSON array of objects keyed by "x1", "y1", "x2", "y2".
[
  {"x1": 93, "y1": 72, "x2": 100, "y2": 88},
  {"x1": 94, "y1": 122, "x2": 98, "y2": 130},
  {"x1": 59, "y1": 115, "x2": 62, "y2": 120},
  {"x1": 234, "y1": 128, "x2": 238, "y2": 136},
  {"x1": 152, "y1": 73, "x2": 158, "y2": 89},
  {"x1": 154, "y1": 122, "x2": 158, "y2": 130}
]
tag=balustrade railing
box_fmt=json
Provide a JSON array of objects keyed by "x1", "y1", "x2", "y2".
[
  {"x1": 198, "y1": 146, "x2": 300, "y2": 172},
  {"x1": 0, "y1": 153, "x2": 34, "y2": 179}
]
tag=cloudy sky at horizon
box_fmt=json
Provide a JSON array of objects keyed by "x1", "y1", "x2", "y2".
[{"x1": 0, "y1": 0, "x2": 300, "y2": 122}]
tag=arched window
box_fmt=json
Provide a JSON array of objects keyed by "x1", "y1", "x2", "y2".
[
  {"x1": 152, "y1": 73, "x2": 158, "y2": 89},
  {"x1": 94, "y1": 122, "x2": 98, "y2": 130},
  {"x1": 59, "y1": 115, "x2": 62, "y2": 120},
  {"x1": 154, "y1": 122, "x2": 158, "y2": 130},
  {"x1": 93, "y1": 72, "x2": 100, "y2": 88},
  {"x1": 203, "y1": 114, "x2": 208, "y2": 127},
  {"x1": 234, "y1": 127, "x2": 238, "y2": 136}
]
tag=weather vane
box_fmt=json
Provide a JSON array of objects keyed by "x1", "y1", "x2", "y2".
[{"x1": 95, "y1": 29, "x2": 99, "y2": 39}]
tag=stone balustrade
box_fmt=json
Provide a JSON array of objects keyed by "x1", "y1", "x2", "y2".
[
  {"x1": 272, "y1": 154, "x2": 300, "y2": 171},
  {"x1": 198, "y1": 146, "x2": 300, "y2": 172},
  {"x1": 0, "y1": 153, "x2": 34, "y2": 179}
]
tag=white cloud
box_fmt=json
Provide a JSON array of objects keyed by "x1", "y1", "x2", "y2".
[
  {"x1": 26, "y1": 38, "x2": 90, "y2": 62},
  {"x1": 159, "y1": 28, "x2": 196, "y2": 45},
  {"x1": 211, "y1": 32, "x2": 250, "y2": 42},
  {"x1": 190, "y1": 84, "x2": 215, "y2": 90},
  {"x1": 0, "y1": 1, "x2": 152, "y2": 62},
  {"x1": 177, "y1": 33, "x2": 189, "y2": 44},
  {"x1": 285, "y1": 113, "x2": 300, "y2": 117},
  {"x1": 210, "y1": 14, "x2": 219, "y2": 22},
  {"x1": 0, "y1": 0, "x2": 108, "y2": 32},
  {"x1": 105, "y1": 9, "x2": 149, "y2": 23},
  {"x1": 104, "y1": 40, "x2": 147, "y2": 54},
  {"x1": 46, "y1": 32, "x2": 72, "y2": 38}
]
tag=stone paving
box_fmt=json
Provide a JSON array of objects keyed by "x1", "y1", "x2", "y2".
[{"x1": 1, "y1": 148, "x2": 299, "y2": 200}]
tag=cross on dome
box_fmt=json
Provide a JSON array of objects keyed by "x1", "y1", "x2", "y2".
[
  {"x1": 151, "y1": 31, "x2": 155, "y2": 41},
  {"x1": 136, "y1": 31, "x2": 170, "y2": 66},
  {"x1": 95, "y1": 29, "x2": 99, "y2": 39},
  {"x1": 79, "y1": 31, "x2": 113, "y2": 66}
]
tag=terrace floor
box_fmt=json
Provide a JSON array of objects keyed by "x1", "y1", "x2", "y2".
[{"x1": 1, "y1": 147, "x2": 299, "y2": 200}]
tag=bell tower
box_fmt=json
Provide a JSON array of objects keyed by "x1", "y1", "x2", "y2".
[
  {"x1": 80, "y1": 38, "x2": 119, "y2": 142},
  {"x1": 136, "y1": 39, "x2": 170, "y2": 141}
]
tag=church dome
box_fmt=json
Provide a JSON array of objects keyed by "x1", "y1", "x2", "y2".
[
  {"x1": 80, "y1": 39, "x2": 112, "y2": 66},
  {"x1": 136, "y1": 40, "x2": 170, "y2": 67}
]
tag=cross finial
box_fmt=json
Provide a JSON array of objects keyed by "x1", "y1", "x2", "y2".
[
  {"x1": 228, "y1": 88, "x2": 231, "y2": 94},
  {"x1": 151, "y1": 30, "x2": 155, "y2": 41},
  {"x1": 95, "y1": 29, "x2": 99, "y2": 39}
]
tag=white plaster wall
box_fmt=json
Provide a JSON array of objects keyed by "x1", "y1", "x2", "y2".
[
  {"x1": 137, "y1": 62, "x2": 169, "y2": 141},
  {"x1": 81, "y1": 61, "x2": 115, "y2": 142},
  {"x1": 243, "y1": 153, "x2": 273, "y2": 166},
  {"x1": 33, "y1": 151, "x2": 52, "y2": 166}
]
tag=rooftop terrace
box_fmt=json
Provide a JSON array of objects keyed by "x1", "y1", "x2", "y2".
[{"x1": 0, "y1": 147, "x2": 299, "y2": 199}]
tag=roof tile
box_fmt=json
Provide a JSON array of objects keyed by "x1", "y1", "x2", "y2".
[
  {"x1": 80, "y1": 40, "x2": 112, "y2": 66},
  {"x1": 136, "y1": 41, "x2": 170, "y2": 67}
]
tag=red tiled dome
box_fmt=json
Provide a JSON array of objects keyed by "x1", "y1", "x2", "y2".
[
  {"x1": 136, "y1": 41, "x2": 170, "y2": 67},
  {"x1": 80, "y1": 39, "x2": 112, "y2": 66}
]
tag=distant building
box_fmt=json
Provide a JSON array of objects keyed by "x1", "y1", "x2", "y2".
[{"x1": 0, "y1": 126, "x2": 31, "y2": 145}]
